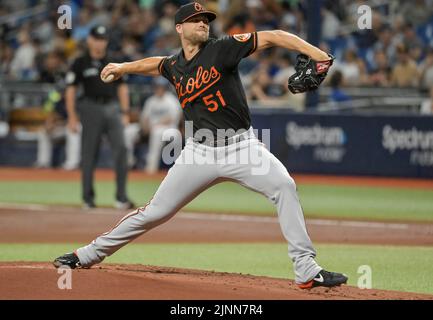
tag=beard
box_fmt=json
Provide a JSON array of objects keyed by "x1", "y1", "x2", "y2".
[{"x1": 185, "y1": 30, "x2": 209, "y2": 45}]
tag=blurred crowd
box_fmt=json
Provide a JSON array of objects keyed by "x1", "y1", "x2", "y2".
[{"x1": 1, "y1": 0, "x2": 433, "y2": 109}]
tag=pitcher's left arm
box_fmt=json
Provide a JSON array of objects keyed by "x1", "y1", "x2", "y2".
[{"x1": 256, "y1": 30, "x2": 330, "y2": 61}]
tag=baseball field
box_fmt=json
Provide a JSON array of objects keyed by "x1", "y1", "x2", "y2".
[{"x1": 0, "y1": 167, "x2": 432, "y2": 299}]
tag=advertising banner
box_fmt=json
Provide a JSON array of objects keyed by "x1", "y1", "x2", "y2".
[{"x1": 251, "y1": 110, "x2": 433, "y2": 178}]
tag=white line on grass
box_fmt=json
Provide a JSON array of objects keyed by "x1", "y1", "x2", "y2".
[{"x1": 0, "y1": 202, "x2": 412, "y2": 230}]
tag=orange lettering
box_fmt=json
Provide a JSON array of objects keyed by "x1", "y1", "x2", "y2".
[
  {"x1": 173, "y1": 65, "x2": 222, "y2": 108},
  {"x1": 202, "y1": 70, "x2": 210, "y2": 84},
  {"x1": 186, "y1": 78, "x2": 195, "y2": 94},
  {"x1": 195, "y1": 66, "x2": 203, "y2": 89}
]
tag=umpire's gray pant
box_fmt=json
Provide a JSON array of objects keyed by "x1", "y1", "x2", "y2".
[{"x1": 78, "y1": 99, "x2": 128, "y2": 204}]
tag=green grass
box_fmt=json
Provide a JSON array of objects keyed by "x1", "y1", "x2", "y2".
[
  {"x1": 297, "y1": 185, "x2": 433, "y2": 222},
  {"x1": 1, "y1": 243, "x2": 432, "y2": 295},
  {"x1": 0, "y1": 180, "x2": 432, "y2": 221}
]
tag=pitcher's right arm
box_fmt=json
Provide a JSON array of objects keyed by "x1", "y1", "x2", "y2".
[{"x1": 100, "y1": 57, "x2": 166, "y2": 82}]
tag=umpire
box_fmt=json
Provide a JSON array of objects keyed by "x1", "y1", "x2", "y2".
[{"x1": 65, "y1": 25, "x2": 134, "y2": 210}]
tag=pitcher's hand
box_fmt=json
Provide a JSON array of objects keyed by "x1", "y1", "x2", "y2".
[{"x1": 101, "y1": 63, "x2": 124, "y2": 83}]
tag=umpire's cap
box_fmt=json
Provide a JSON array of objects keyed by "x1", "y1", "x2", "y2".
[
  {"x1": 174, "y1": 2, "x2": 216, "y2": 25},
  {"x1": 89, "y1": 25, "x2": 108, "y2": 40}
]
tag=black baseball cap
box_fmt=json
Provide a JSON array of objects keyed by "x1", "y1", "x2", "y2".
[
  {"x1": 174, "y1": 2, "x2": 217, "y2": 25},
  {"x1": 89, "y1": 25, "x2": 108, "y2": 40}
]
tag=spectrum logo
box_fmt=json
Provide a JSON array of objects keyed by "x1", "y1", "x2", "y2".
[
  {"x1": 285, "y1": 122, "x2": 346, "y2": 163},
  {"x1": 285, "y1": 122, "x2": 346, "y2": 149}
]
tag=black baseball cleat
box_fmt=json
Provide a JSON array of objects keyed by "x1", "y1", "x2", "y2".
[
  {"x1": 53, "y1": 252, "x2": 81, "y2": 269},
  {"x1": 298, "y1": 270, "x2": 348, "y2": 289}
]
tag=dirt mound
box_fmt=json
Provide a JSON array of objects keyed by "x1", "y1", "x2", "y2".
[{"x1": 1, "y1": 262, "x2": 431, "y2": 300}]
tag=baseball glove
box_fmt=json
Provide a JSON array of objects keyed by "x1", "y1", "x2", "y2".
[{"x1": 288, "y1": 54, "x2": 335, "y2": 94}]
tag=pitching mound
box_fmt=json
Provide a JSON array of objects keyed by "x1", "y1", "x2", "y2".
[{"x1": 1, "y1": 262, "x2": 431, "y2": 300}]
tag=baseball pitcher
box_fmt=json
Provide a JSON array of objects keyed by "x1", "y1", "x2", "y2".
[{"x1": 54, "y1": 2, "x2": 347, "y2": 289}]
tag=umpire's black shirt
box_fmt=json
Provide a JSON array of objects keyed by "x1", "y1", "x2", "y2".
[
  {"x1": 158, "y1": 32, "x2": 258, "y2": 137},
  {"x1": 65, "y1": 51, "x2": 123, "y2": 100}
]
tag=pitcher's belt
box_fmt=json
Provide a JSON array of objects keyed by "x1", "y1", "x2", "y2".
[{"x1": 193, "y1": 128, "x2": 253, "y2": 147}]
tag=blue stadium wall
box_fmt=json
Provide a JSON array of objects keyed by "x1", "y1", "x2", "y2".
[
  {"x1": 251, "y1": 110, "x2": 433, "y2": 178},
  {"x1": 1, "y1": 110, "x2": 433, "y2": 178}
]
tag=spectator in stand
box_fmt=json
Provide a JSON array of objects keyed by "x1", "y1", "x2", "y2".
[
  {"x1": 419, "y1": 48, "x2": 433, "y2": 90},
  {"x1": 0, "y1": 43, "x2": 14, "y2": 80},
  {"x1": 2, "y1": 0, "x2": 433, "y2": 97},
  {"x1": 324, "y1": 0, "x2": 346, "y2": 22},
  {"x1": 136, "y1": 77, "x2": 182, "y2": 173},
  {"x1": 32, "y1": 18, "x2": 55, "y2": 54},
  {"x1": 400, "y1": 0, "x2": 433, "y2": 26},
  {"x1": 402, "y1": 22, "x2": 424, "y2": 63},
  {"x1": 1, "y1": 0, "x2": 28, "y2": 12},
  {"x1": 34, "y1": 90, "x2": 81, "y2": 170},
  {"x1": 248, "y1": 63, "x2": 287, "y2": 107},
  {"x1": 249, "y1": 65, "x2": 274, "y2": 102},
  {"x1": 273, "y1": 54, "x2": 305, "y2": 110},
  {"x1": 279, "y1": 2, "x2": 303, "y2": 35},
  {"x1": 147, "y1": 31, "x2": 176, "y2": 57},
  {"x1": 390, "y1": 43, "x2": 420, "y2": 87},
  {"x1": 373, "y1": 25, "x2": 398, "y2": 66},
  {"x1": 158, "y1": 2, "x2": 179, "y2": 36},
  {"x1": 333, "y1": 49, "x2": 368, "y2": 86},
  {"x1": 71, "y1": 7, "x2": 94, "y2": 42},
  {"x1": 329, "y1": 70, "x2": 352, "y2": 103},
  {"x1": 0, "y1": 107, "x2": 9, "y2": 138},
  {"x1": 321, "y1": 7, "x2": 340, "y2": 40},
  {"x1": 9, "y1": 28, "x2": 37, "y2": 80},
  {"x1": 249, "y1": 1, "x2": 280, "y2": 31},
  {"x1": 420, "y1": 87, "x2": 433, "y2": 114},
  {"x1": 50, "y1": 29, "x2": 79, "y2": 61},
  {"x1": 0, "y1": 4, "x2": 9, "y2": 17},
  {"x1": 368, "y1": 50, "x2": 392, "y2": 87},
  {"x1": 34, "y1": 50, "x2": 81, "y2": 170},
  {"x1": 273, "y1": 54, "x2": 296, "y2": 85},
  {"x1": 88, "y1": 1, "x2": 111, "y2": 28},
  {"x1": 38, "y1": 50, "x2": 67, "y2": 83}
]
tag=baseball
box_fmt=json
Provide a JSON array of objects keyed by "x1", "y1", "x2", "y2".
[{"x1": 102, "y1": 74, "x2": 115, "y2": 83}]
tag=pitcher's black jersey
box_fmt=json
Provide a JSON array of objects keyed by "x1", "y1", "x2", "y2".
[{"x1": 158, "y1": 32, "x2": 257, "y2": 137}]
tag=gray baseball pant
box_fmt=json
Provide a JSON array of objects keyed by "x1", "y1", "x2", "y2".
[{"x1": 76, "y1": 128, "x2": 322, "y2": 283}]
